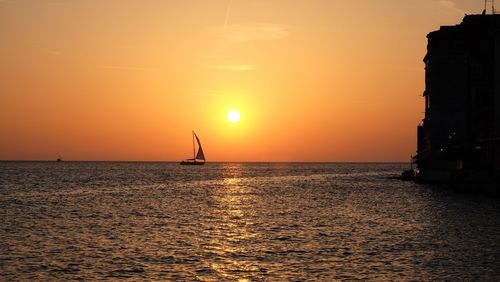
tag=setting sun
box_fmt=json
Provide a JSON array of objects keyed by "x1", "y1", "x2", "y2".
[{"x1": 227, "y1": 110, "x2": 241, "y2": 123}]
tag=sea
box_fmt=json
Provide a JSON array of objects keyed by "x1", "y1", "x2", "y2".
[{"x1": 1, "y1": 162, "x2": 500, "y2": 281}]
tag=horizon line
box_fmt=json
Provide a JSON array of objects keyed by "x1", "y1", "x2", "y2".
[{"x1": 0, "y1": 159, "x2": 409, "y2": 164}]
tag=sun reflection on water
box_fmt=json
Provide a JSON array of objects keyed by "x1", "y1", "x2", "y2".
[{"x1": 203, "y1": 164, "x2": 260, "y2": 280}]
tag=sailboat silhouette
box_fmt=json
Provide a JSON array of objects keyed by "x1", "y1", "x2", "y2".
[{"x1": 180, "y1": 131, "x2": 206, "y2": 165}]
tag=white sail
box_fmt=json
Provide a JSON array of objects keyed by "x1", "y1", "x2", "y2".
[{"x1": 194, "y1": 133, "x2": 205, "y2": 161}]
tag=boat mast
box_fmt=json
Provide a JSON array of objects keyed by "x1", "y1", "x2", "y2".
[
  {"x1": 486, "y1": 0, "x2": 497, "y2": 14},
  {"x1": 192, "y1": 130, "x2": 196, "y2": 162}
]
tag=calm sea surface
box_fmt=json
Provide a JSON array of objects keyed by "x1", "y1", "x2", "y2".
[{"x1": 1, "y1": 162, "x2": 500, "y2": 281}]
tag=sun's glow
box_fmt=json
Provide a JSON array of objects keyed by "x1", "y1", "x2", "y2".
[{"x1": 227, "y1": 110, "x2": 241, "y2": 123}]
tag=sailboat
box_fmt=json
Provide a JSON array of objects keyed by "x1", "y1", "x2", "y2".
[{"x1": 180, "y1": 131, "x2": 206, "y2": 165}]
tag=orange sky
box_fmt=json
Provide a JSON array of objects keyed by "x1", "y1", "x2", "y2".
[{"x1": 0, "y1": 0, "x2": 486, "y2": 162}]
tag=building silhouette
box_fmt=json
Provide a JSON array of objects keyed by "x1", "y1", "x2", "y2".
[{"x1": 416, "y1": 14, "x2": 500, "y2": 190}]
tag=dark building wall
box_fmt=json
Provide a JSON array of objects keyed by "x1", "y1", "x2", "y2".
[
  {"x1": 417, "y1": 15, "x2": 500, "y2": 183},
  {"x1": 420, "y1": 25, "x2": 468, "y2": 170},
  {"x1": 494, "y1": 31, "x2": 500, "y2": 172}
]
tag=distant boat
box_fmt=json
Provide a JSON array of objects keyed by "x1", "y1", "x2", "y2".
[
  {"x1": 56, "y1": 157, "x2": 62, "y2": 162},
  {"x1": 180, "y1": 131, "x2": 205, "y2": 165}
]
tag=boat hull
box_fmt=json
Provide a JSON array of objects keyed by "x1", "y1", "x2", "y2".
[{"x1": 180, "y1": 161, "x2": 205, "y2": 165}]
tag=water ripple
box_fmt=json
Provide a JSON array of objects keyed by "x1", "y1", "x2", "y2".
[{"x1": 1, "y1": 162, "x2": 500, "y2": 280}]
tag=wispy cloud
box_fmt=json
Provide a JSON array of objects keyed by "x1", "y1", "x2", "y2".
[
  {"x1": 98, "y1": 65, "x2": 159, "y2": 71},
  {"x1": 437, "y1": 0, "x2": 465, "y2": 15},
  {"x1": 201, "y1": 54, "x2": 233, "y2": 59},
  {"x1": 114, "y1": 44, "x2": 137, "y2": 50},
  {"x1": 209, "y1": 23, "x2": 290, "y2": 43},
  {"x1": 208, "y1": 64, "x2": 255, "y2": 71},
  {"x1": 196, "y1": 92, "x2": 237, "y2": 98},
  {"x1": 197, "y1": 92, "x2": 223, "y2": 97},
  {"x1": 224, "y1": 0, "x2": 233, "y2": 32},
  {"x1": 47, "y1": 50, "x2": 61, "y2": 56}
]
